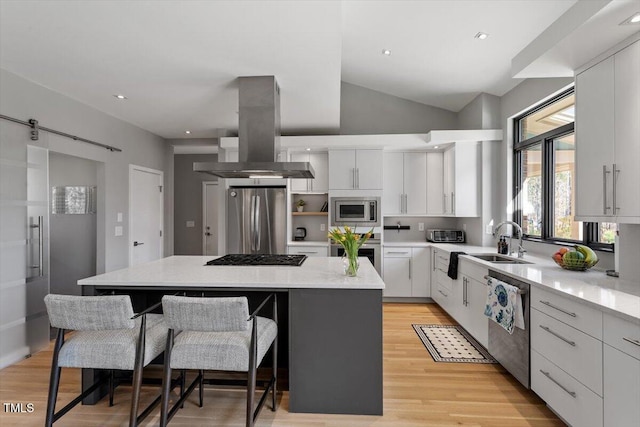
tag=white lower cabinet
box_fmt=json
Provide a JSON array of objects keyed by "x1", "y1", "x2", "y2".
[
  {"x1": 460, "y1": 275, "x2": 488, "y2": 349},
  {"x1": 531, "y1": 309, "x2": 602, "y2": 395},
  {"x1": 287, "y1": 245, "x2": 328, "y2": 257},
  {"x1": 383, "y1": 248, "x2": 412, "y2": 297},
  {"x1": 603, "y1": 313, "x2": 640, "y2": 427},
  {"x1": 530, "y1": 286, "x2": 604, "y2": 427},
  {"x1": 382, "y1": 246, "x2": 431, "y2": 298},
  {"x1": 604, "y1": 344, "x2": 640, "y2": 427},
  {"x1": 411, "y1": 247, "x2": 430, "y2": 298},
  {"x1": 531, "y1": 350, "x2": 603, "y2": 427}
]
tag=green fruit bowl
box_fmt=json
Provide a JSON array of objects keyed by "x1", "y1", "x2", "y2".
[{"x1": 552, "y1": 256, "x2": 598, "y2": 271}]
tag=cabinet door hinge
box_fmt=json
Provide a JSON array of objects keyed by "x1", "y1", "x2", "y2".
[
  {"x1": 159, "y1": 185, "x2": 163, "y2": 193},
  {"x1": 159, "y1": 230, "x2": 162, "y2": 237}
]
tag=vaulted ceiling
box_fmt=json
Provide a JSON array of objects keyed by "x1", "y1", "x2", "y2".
[{"x1": 1, "y1": 1, "x2": 637, "y2": 138}]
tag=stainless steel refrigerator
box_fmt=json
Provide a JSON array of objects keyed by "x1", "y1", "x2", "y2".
[{"x1": 227, "y1": 187, "x2": 287, "y2": 254}]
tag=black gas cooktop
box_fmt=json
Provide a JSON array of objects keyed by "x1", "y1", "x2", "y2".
[{"x1": 206, "y1": 254, "x2": 307, "y2": 266}]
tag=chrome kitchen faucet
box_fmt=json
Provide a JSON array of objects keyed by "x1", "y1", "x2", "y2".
[{"x1": 493, "y1": 221, "x2": 526, "y2": 258}]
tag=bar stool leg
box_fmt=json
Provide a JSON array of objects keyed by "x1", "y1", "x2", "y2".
[
  {"x1": 108, "y1": 370, "x2": 115, "y2": 407},
  {"x1": 198, "y1": 370, "x2": 204, "y2": 407},
  {"x1": 272, "y1": 336, "x2": 277, "y2": 411},
  {"x1": 45, "y1": 329, "x2": 65, "y2": 427},
  {"x1": 129, "y1": 315, "x2": 147, "y2": 427},
  {"x1": 180, "y1": 370, "x2": 186, "y2": 408},
  {"x1": 159, "y1": 330, "x2": 174, "y2": 427}
]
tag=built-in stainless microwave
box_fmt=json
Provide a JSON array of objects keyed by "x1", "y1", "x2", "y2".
[{"x1": 331, "y1": 197, "x2": 380, "y2": 227}]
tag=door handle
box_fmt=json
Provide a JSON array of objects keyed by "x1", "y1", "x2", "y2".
[
  {"x1": 451, "y1": 192, "x2": 454, "y2": 213},
  {"x1": 133, "y1": 241, "x2": 144, "y2": 247},
  {"x1": 205, "y1": 232, "x2": 212, "y2": 236},
  {"x1": 29, "y1": 216, "x2": 44, "y2": 277},
  {"x1": 356, "y1": 168, "x2": 360, "y2": 189}
]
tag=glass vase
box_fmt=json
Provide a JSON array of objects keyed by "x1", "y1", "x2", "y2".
[{"x1": 342, "y1": 253, "x2": 360, "y2": 277}]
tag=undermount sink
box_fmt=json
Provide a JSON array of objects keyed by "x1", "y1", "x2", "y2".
[{"x1": 469, "y1": 253, "x2": 533, "y2": 264}]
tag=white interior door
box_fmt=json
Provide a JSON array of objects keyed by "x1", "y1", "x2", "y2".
[
  {"x1": 202, "y1": 181, "x2": 219, "y2": 256},
  {"x1": 129, "y1": 165, "x2": 163, "y2": 266}
]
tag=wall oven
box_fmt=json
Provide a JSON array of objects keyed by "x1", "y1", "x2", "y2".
[
  {"x1": 331, "y1": 197, "x2": 380, "y2": 227},
  {"x1": 330, "y1": 235, "x2": 381, "y2": 275}
]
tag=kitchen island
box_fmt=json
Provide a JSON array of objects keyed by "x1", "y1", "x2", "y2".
[{"x1": 78, "y1": 256, "x2": 384, "y2": 415}]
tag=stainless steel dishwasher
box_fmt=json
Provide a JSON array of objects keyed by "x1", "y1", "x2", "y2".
[{"x1": 486, "y1": 269, "x2": 531, "y2": 389}]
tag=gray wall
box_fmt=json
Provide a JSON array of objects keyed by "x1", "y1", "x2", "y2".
[
  {"x1": 457, "y1": 92, "x2": 502, "y2": 130},
  {"x1": 173, "y1": 154, "x2": 217, "y2": 255},
  {"x1": 49, "y1": 152, "x2": 97, "y2": 296},
  {"x1": 340, "y1": 82, "x2": 457, "y2": 135},
  {"x1": 0, "y1": 68, "x2": 169, "y2": 273}
]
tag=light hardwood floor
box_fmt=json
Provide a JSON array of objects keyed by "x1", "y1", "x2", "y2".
[{"x1": 0, "y1": 303, "x2": 563, "y2": 426}]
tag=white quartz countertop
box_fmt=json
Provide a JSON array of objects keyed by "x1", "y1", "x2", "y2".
[
  {"x1": 394, "y1": 241, "x2": 639, "y2": 323},
  {"x1": 78, "y1": 256, "x2": 385, "y2": 290},
  {"x1": 287, "y1": 241, "x2": 329, "y2": 247}
]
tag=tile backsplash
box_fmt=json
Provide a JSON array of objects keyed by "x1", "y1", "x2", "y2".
[{"x1": 383, "y1": 217, "x2": 459, "y2": 242}]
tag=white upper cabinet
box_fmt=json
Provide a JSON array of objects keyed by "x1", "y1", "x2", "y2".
[
  {"x1": 383, "y1": 152, "x2": 404, "y2": 214},
  {"x1": 290, "y1": 151, "x2": 328, "y2": 193},
  {"x1": 426, "y1": 152, "x2": 444, "y2": 215},
  {"x1": 329, "y1": 149, "x2": 383, "y2": 190},
  {"x1": 576, "y1": 56, "x2": 615, "y2": 219},
  {"x1": 443, "y1": 143, "x2": 480, "y2": 217},
  {"x1": 576, "y1": 40, "x2": 640, "y2": 223},
  {"x1": 613, "y1": 41, "x2": 640, "y2": 221},
  {"x1": 382, "y1": 152, "x2": 427, "y2": 215}
]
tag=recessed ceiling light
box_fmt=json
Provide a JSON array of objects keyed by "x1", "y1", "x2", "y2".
[
  {"x1": 474, "y1": 32, "x2": 489, "y2": 40},
  {"x1": 434, "y1": 145, "x2": 439, "y2": 149},
  {"x1": 382, "y1": 49, "x2": 391, "y2": 56},
  {"x1": 113, "y1": 94, "x2": 127, "y2": 100},
  {"x1": 185, "y1": 130, "x2": 191, "y2": 134},
  {"x1": 620, "y1": 12, "x2": 640, "y2": 25},
  {"x1": 306, "y1": 148, "x2": 311, "y2": 151}
]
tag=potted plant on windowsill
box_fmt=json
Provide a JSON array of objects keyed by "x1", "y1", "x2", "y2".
[{"x1": 296, "y1": 199, "x2": 306, "y2": 212}]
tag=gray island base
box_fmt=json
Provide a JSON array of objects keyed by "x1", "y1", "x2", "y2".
[{"x1": 78, "y1": 256, "x2": 384, "y2": 416}]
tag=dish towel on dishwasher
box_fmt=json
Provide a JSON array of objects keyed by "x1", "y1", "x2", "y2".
[{"x1": 484, "y1": 277, "x2": 525, "y2": 334}]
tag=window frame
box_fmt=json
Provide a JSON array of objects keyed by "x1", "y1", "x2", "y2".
[{"x1": 512, "y1": 89, "x2": 613, "y2": 252}]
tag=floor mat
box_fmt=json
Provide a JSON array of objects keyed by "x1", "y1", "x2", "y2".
[{"x1": 412, "y1": 324, "x2": 497, "y2": 363}]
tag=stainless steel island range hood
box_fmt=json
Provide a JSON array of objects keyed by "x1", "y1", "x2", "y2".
[{"x1": 194, "y1": 76, "x2": 314, "y2": 179}]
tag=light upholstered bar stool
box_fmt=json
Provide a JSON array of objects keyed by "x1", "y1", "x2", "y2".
[
  {"x1": 43, "y1": 294, "x2": 168, "y2": 426},
  {"x1": 159, "y1": 294, "x2": 278, "y2": 427}
]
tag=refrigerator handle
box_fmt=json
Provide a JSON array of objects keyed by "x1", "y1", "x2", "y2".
[
  {"x1": 250, "y1": 195, "x2": 257, "y2": 251},
  {"x1": 255, "y1": 195, "x2": 261, "y2": 251}
]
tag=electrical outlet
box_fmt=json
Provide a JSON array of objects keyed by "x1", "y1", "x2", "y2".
[
  {"x1": 114, "y1": 226, "x2": 123, "y2": 237},
  {"x1": 462, "y1": 223, "x2": 467, "y2": 231},
  {"x1": 116, "y1": 212, "x2": 123, "y2": 223},
  {"x1": 418, "y1": 222, "x2": 424, "y2": 231},
  {"x1": 486, "y1": 224, "x2": 493, "y2": 234},
  {"x1": 320, "y1": 223, "x2": 326, "y2": 231},
  {"x1": 186, "y1": 221, "x2": 195, "y2": 228}
]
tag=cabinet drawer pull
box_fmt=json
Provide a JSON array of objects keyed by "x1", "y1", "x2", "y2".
[
  {"x1": 623, "y1": 337, "x2": 640, "y2": 347},
  {"x1": 297, "y1": 251, "x2": 318, "y2": 254},
  {"x1": 438, "y1": 290, "x2": 448, "y2": 297},
  {"x1": 540, "y1": 370, "x2": 576, "y2": 398},
  {"x1": 387, "y1": 251, "x2": 409, "y2": 254},
  {"x1": 539, "y1": 300, "x2": 577, "y2": 317},
  {"x1": 602, "y1": 165, "x2": 611, "y2": 214},
  {"x1": 539, "y1": 325, "x2": 576, "y2": 346}
]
